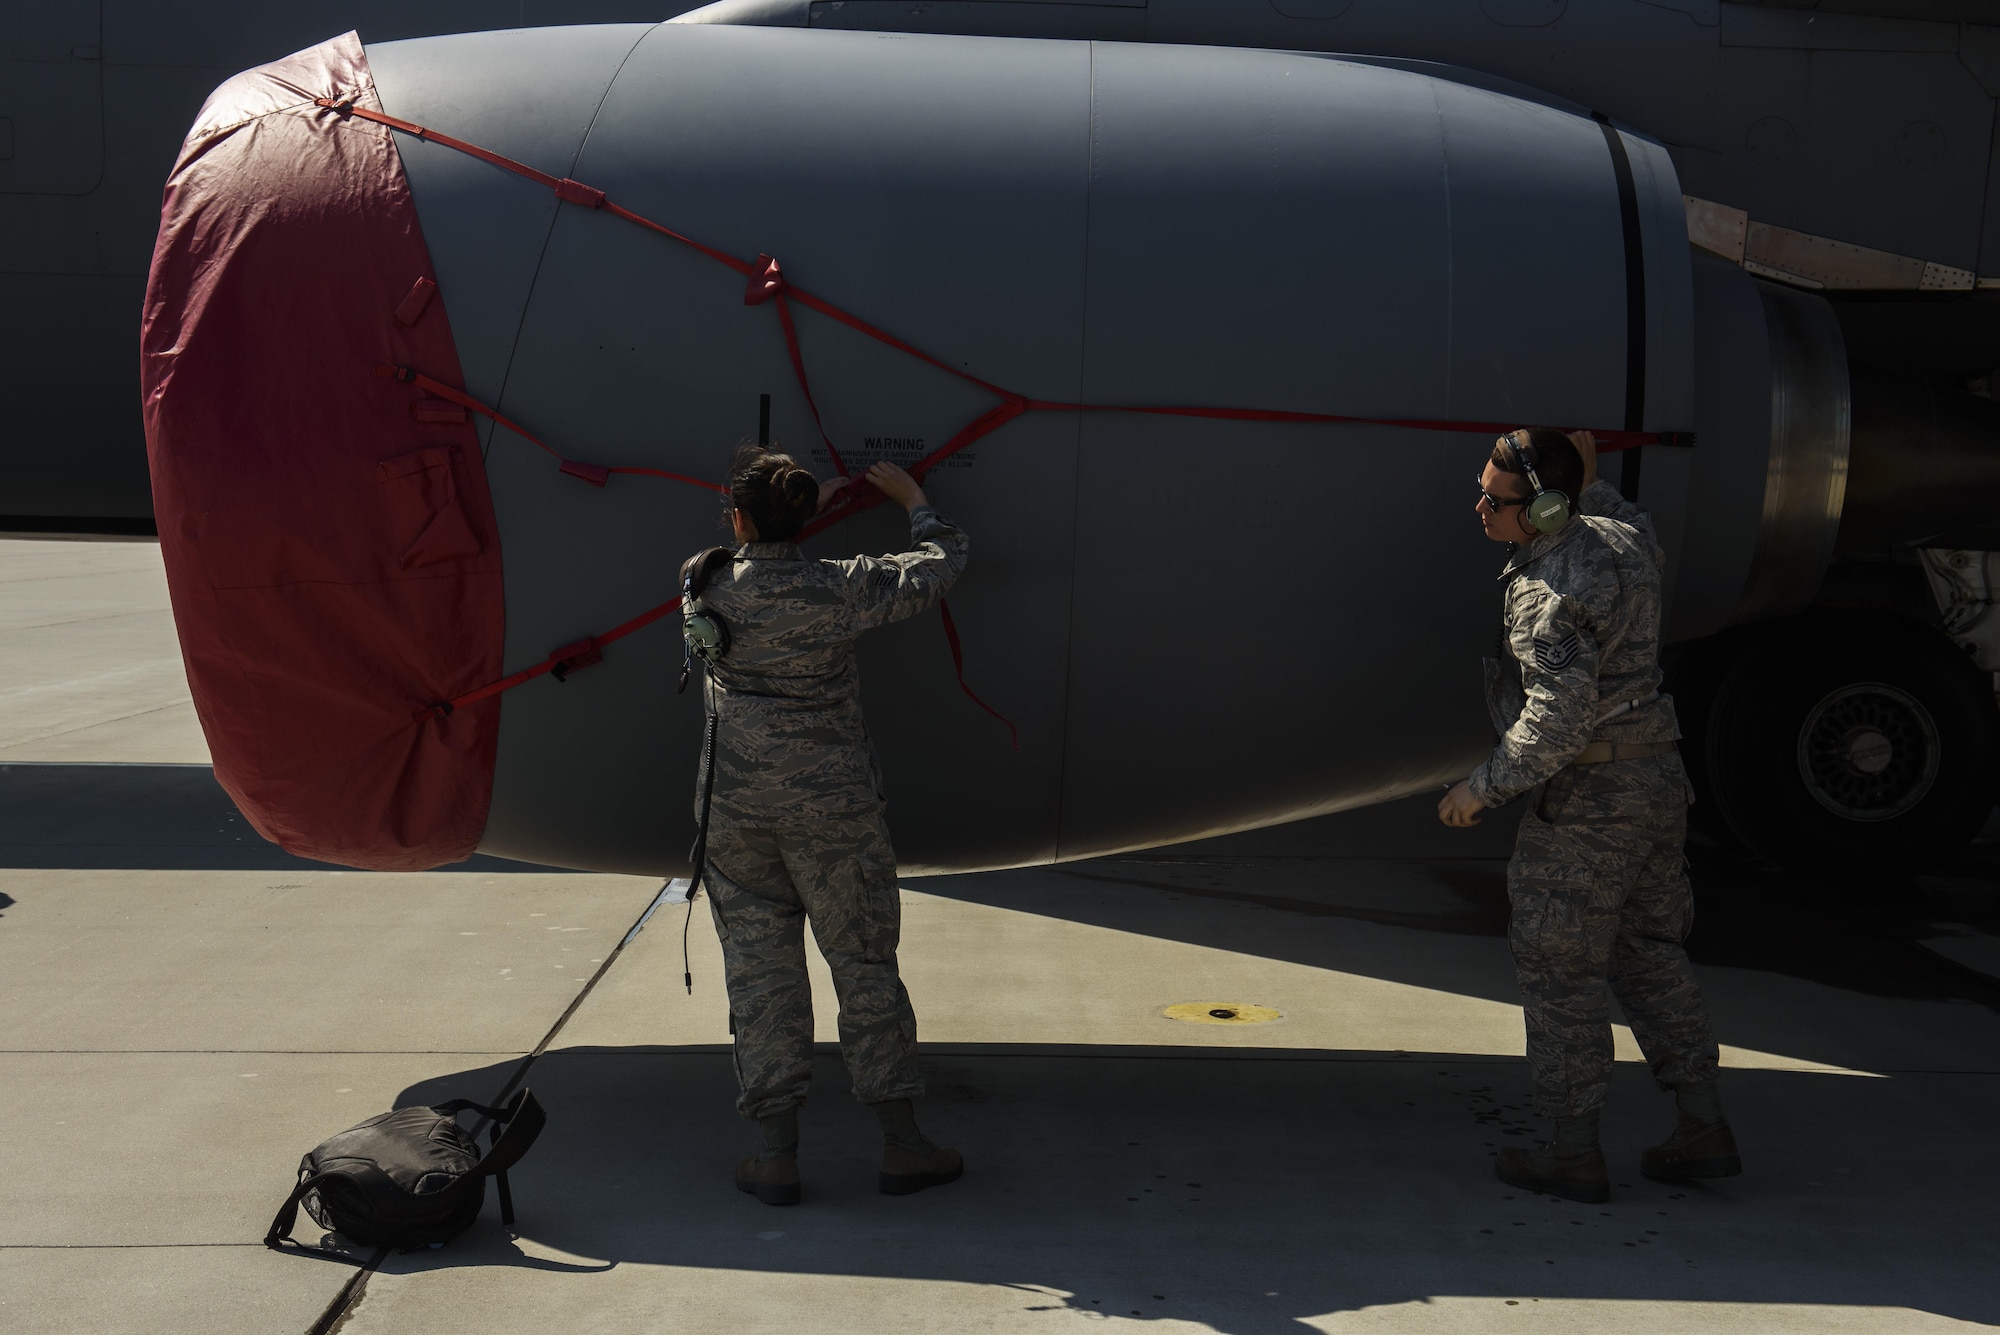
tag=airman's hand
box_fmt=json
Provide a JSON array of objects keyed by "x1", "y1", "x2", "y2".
[
  {"x1": 1437, "y1": 780, "x2": 1485, "y2": 828},
  {"x1": 816, "y1": 475, "x2": 849, "y2": 515},
  {"x1": 864, "y1": 461, "x2": 928, "y2": 512}
]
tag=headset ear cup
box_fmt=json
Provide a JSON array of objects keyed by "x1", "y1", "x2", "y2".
[{"x1": 1528, "y1": 491, "x2": 1572, "y2": 533}]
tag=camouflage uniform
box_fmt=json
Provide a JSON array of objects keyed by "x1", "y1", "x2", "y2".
[
  {"x1": 1470, "y1": 479, "x2": 1720, "y2": 1119},
  {"x1": 689, "y1": 504, "x2": 968, "y2": 1120}
]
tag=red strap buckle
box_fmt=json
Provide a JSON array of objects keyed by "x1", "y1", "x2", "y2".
[
  {"x1": 555, "y1": 178, "x2": 606, "y2": 209},
  {"x1": 375, "y1": 364, "x2": 416, "y2": 383},
  {"x1": 559, "y1": 458, "x2": 610, "y2": 487},
  {"x1": 743, "y1": 253, "x2": 784, "y2": 306},
  {"x1": 548, "y1": 638, "x2": 603, "y2": 683}
]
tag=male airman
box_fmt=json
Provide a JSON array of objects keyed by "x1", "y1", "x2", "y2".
[{"x1": 1438, "y1": 428, "x2": 1741, "y2": 1203}]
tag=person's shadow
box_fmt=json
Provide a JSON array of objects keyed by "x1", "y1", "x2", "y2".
[
  {"x1": 355, "y1": 800, "x2": 2000, "y2": 1328},
  {"x1": 374, "y1": 1043, "x2": 1998, "y2": 1333}
]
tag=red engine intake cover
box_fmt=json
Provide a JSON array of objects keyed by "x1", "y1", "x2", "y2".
[{"x1": 142, "y1": 32, "x2": 504, "y2": 869}]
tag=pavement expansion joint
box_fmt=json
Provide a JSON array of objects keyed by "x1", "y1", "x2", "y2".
[
  {"x1": 301, "y1": 880, "x2": 669, "y2": 1333},
  {"x1": 0, "y1": 1242, "x2": 269, "y2": 1250}
]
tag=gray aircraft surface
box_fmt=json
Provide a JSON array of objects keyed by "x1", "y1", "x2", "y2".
[
  {"x1": 18, "y1": 1, "x2": 2000, "y2": 879},
  {"x1": 6, "y1": 1, "x2": 681, "y2": 526}
]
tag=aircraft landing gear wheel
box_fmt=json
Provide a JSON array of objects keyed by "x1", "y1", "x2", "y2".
[
  {"x1": 1699, "y1": 613, "x2": 1999, "y2": 878},
  {"x1": 1794, "y1": 682, "x2": 1940, "y2": 823}
]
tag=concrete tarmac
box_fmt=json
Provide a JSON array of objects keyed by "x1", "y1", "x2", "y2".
[{"x1": 2, "y1": 537, "x2": 1996, "y2": 1334}]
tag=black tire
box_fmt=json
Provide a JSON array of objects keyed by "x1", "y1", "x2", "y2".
[{"x1": 1695, "y1": 612, "x2": 1999, "y2": 877}]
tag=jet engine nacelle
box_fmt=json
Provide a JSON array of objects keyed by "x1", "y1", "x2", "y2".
[{"x1": 147, "y1": 22, "x2": 1893, "y2": 875}]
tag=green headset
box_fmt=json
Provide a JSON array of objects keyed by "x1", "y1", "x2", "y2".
[
  {"x1": 676, "y1": 546, "x2": 734, "y2": 694},
  {"x1": 1499, "y1": 430, "x2": 1573, "y2": 535}
]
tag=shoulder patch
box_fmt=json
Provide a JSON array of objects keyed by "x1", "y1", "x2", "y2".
[{"x1": 1534, "y1": 630, "x2": 1582, "y2": 672}]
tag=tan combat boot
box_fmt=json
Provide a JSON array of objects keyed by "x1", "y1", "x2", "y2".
[
  {"x1": 736, "y1": 1151, "x2": 802, "y2": 1206},
  {"x1": 1495, "y1": 1111, "x2": 1610, "y2": 1203},
  {"x1": 880, "y1": 1140, "x2": 964, "y2": 1196},
  {"x1": 737, "y1": 1110, "x2": 802, "y2": 1205},
  {"x1": 869, "y1": 1097, "x2": 964, "y2": 1195},
  {"x1": 1495, "y1": 1141, "x2": 1610, "y2": 1203},
  {"x1": 1641, "y1": 1113, "x2": 1742, "y2": 1182}
]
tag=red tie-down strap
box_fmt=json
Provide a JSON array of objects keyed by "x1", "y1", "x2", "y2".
[
  {"x1": 415, "y1": 594, "x2": 687, "y2": 721},
  {"x1": 939, "y1": 599, "x2": 1018, "y2": 750},
  {"x1": 319, "y1": 100, "x2": 1680, "y2": 446},
  {"x1": 385, "y1": 366, "x2": 1021, "y2": 742},
  {"x1": 324, "y1": 96, "x2": 1690, "y2": 746},
  {"x1": 375, "y1": 364, "x2": 728, "y2": 495},
  {"x1": 742, "y1": 254, "x2": 848, "y2": 479}
]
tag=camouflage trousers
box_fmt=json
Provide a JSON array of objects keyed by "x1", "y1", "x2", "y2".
[
  {"x1": 1508, "y1": 751, "x2": 1721, "y2": 1119},
  {"x1": 704, "y1": 812, "x2": 924, "y2": 1120}
]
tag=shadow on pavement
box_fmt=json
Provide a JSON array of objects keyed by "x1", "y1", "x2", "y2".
[
  {"x1": 9, "y1": 762, "x2": 1993, "y2": 1065},
  {"x1": 13, "y1": 759, "x2": 1992, "y2": 1327},
  {"x1": 0, "y1": 763, "x2": 562, "y2": 872},
  {"x1": 912, "y1": 794, "x2": 2000, "y2": 1018},
  {"x1": 376, "y1": 1046, "x2": 1997, "y2": 1332}
]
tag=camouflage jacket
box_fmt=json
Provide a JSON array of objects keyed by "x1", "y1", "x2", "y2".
[
  {"x1": 690, "y1": 504, "x2": 969, "y2": 824},
  {"x1": 1468, "y1": 482, "x2": 1679, "y2": 808},
  {"x1": 1577, "y1": 478, "x2": 1664, "y2": 570}
]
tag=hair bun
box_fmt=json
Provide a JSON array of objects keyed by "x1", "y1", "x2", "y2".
[
  {"x1": 727, "y1": 442, "x2": 818, "y2": 542},
  {"x1": 778, "y1": 466, "x2": 816, "y2": 506}
]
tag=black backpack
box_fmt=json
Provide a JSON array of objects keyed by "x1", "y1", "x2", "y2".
[{"x1": 264, "y1": 1089, "x2": 545, "y2": 1257}]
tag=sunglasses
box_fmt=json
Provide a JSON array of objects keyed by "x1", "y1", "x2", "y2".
[{"x1": 1477, "y1": 478, "x2": 1531, "y2": 510}]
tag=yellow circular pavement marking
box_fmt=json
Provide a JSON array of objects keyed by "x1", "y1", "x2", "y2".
[{"x1": 1161, "y1": 1002, "x2": 1282, "y2": 1025}]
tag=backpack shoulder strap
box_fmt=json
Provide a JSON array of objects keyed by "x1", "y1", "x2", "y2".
[
  {"x1": 264, "y1": 1169, "x2": 370, "y2": 1265},
  {"x1": 421, "y1": 1089, "x2": 546, "y2": 1177},
  {"x1": 473, "y1": 1088, "x2": 546, "y2": 1179},
  {"x1": 427, "y1": 1088, "x2": 544, "y2": 1170},
  {"x1": 430, "y1": 1097, "x2": 514, "y2": 1121}
]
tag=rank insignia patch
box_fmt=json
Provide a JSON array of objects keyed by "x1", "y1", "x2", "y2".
[{"x1": 1534, "y1": 631, "x2": 1582, "y2": 672}]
